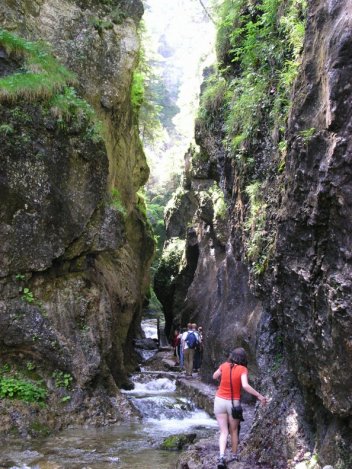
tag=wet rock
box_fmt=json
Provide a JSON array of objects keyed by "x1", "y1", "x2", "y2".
[
  {"x1": 176, "y1": 377, "x2": 216, "y2": 417},
  {"x1": 161, "y1": 433, "x2": 197, "y2": 450},
  {"x1": 161, "y1": 358, "x2": 179, "y2": 371},
  {"x1": 134, "y1": 338, "x2": 159, "y2": 350}
]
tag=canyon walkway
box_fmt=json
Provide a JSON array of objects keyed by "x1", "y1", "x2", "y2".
[{"x1": 145, "y1": 348, "x2": 262, "y2": 469}]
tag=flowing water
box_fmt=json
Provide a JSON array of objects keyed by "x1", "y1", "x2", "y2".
[{"x1": 0, "y1": 374, "x2": 217, "y2": 469}]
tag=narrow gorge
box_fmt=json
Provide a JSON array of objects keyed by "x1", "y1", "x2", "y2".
[{"x1": 0, "y1": 1, "x2": 351, "y2": 469}]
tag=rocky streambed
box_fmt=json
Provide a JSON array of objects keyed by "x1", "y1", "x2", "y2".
[
  {"x1": 0, "y1": 346, "x2": 261, "y2": 469},
  {"x1": 149, "y1": 350, "x2": 269, "y2": 469}
]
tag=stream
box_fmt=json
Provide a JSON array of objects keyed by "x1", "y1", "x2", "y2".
[{"x1": 0, "y1": 323, "x2": 217, "y2": 469}]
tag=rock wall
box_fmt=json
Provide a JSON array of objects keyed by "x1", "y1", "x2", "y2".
[
  {"x1": 0, "y1": 0, "x2": 154, "y2": 435},
  {"x1": 155, "y1": 0, "x2": 352, "y2": 467},
  {"x1": 264, "y1": 1, "x2": 352, "y2": 464}
]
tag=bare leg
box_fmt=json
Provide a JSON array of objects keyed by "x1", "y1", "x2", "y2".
[
  {"x1": 216, "y1": 413, "x2": 229, "y2": 456},
  {"x1": 229, "y1": 415, "x2": 240, "y2": 453}
]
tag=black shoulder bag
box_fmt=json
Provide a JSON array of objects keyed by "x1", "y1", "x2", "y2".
[{"x1": 230, "y1": 364, "x2": 244, "y2": 422}]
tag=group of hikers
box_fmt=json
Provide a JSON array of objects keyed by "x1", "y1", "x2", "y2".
[
  {"x1": 171, "y1": 323, "x2": 203, "y2": 377},
  {"x1": 171, "y1": 325, "x2": 267, "y2": 469}
]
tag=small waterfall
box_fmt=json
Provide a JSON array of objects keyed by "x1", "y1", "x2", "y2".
[
  {"x1": 141, "y1": 318, "x2": 159, "y2": 340},
  {"x1": 141, "y1": 318, "x2": 169, "y2": 348},
  {"x1": 1, "y1": 374, "x2": 217, "y2": 469},
  {"x1": 122, "y1": 374, "x2": 217, "y2": 436}
]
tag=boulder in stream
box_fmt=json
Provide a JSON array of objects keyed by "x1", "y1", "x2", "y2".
[{"x1": 161, "y1": 433, "x2": 197, "y2": 451}]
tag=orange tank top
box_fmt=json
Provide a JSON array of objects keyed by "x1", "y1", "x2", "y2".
[{"x1": 215, "y1": 362, "x2": 248, "y2": 400}]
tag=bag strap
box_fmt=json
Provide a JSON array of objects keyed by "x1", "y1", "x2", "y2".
[{"x1": 230, "y1": 363, "x2": 236, "y2": 410}]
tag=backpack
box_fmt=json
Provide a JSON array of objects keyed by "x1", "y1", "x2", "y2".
[{"x1": 185, "y1": 331, "x2": 198, "y2": 349}]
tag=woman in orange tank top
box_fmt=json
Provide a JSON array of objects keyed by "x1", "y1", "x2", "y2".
[{"x1": 213, "y1": 347, "x2": 267, "y2": 468}]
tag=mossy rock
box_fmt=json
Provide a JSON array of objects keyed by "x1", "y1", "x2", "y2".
[{"x1": 161, "y1": 433, "x2": 197, "y2": 451}]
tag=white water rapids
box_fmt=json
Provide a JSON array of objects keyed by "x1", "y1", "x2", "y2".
[{"x1": 2, "y1": 374, "x2": 217, "y2": 469}]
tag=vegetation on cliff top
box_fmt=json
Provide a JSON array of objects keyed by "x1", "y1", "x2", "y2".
[
  {"x1": 131, "y1": 24, "x2": 162, "y2": 144},
  {"x1": 0, "y1": 29, "x2": 75, "y2": 101},
  {"x1": 196, "y1": 0, "x2": 307, "y2": 275},
  {"x1": 0, "y1": 29, "x2": 103, "y2": 142},
  {"x1": 200, "y1": 0, "x2": 307, "y2": 156}
]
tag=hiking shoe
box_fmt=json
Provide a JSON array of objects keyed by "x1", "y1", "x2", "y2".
[
  {"x1": 228, "y1": 453, "x2": 240, "y2": 462},
  {"x1": 217, "y1": 456, "x2": 227, "y2": 468}
]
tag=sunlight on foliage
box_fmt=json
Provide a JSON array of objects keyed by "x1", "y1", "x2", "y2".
[
  {"x1": 156, "y1": 237, "x2": 186, "y2": 287},
  {"x1": 198, "y1": 74, "x2": 227, "y2": 123},
  {"x1": 213, "y1": 0, "x2": 307, "y2": 154},
  {"x1": 0, "y1": 30, "x2": 103, "y2": 143},
  {"x1": 131, "y1": 23, "x2": 162, "y2": 144},
  {"x1": 0, "y1": 29, "x2": 76, "y2": 101}
]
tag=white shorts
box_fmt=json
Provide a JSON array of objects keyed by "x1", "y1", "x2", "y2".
[{"x1": 214, "y1": 396, "x2": 241, "y2": 416}]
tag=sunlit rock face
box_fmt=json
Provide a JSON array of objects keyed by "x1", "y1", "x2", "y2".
[
  {"x1": 157, "y1": 0, "x2": 352, "y2": 466},
  {"x1": 0, "y1": 0, "x2": 154, "y2": 433}
]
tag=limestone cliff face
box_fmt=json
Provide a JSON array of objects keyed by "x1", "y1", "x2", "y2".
[
  {"x1": 0, "y1": 0, "x2": 154, "y2": 434},
  {"x1": 263, "y1": 1, "x2": 352, "y2": 463},
  {"x1": 156, "y1": 0, "x2": 352, "y2": 466}
]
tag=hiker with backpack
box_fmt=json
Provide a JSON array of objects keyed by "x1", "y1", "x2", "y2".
[
  {"x1": 213, "y1": 347, "x2": 268, "y2": 468},
  {"x1": 193, "y1": 325, "x2": 203, "y2": 371},
  {"x1": 181, "y1": 323, "x2": 199, "y2": 377}
]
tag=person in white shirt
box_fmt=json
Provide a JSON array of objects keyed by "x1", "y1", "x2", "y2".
[{"x1": 181, "y1": 323, "x2": 199, "y2": 377}]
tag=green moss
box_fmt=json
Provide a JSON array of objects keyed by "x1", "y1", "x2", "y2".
[
  {"x1": 198, "y1": 74, "x2": 227, "y2": 123},
  {"x1": 49, "y1": 86, "x2": 103, "y2": 142},
  {"x1": 136, "y1": 190, "x2": 147, "y2": 217},
  {"x1": 89, "y1": 16, "x2": 114, "y2": 34},
  {"x1": 161, "y1": 433, "x2": 196, "y2": 450},
  {"x1": 131, "y1": 71, "x2": 145, "y2": 110},
  {"x1": 298, "y1": 127, "x2": 315, "y2": 142},
  {"x1": 29, "y1": 421, "x2": 51, "y2": 437},
  {"x1": 147, "y1": 287, "x2": 163, "y2": 315},
  {"x1": 210, "y1": 182, "x2": 227, "y2": 221},
  {"x1": 110, "y1": 188, "x2": 127, "y2": 216},
  {"x1": 0, "y1": 29, "x2": 76, "y2": 101},
  {"x1": 9, "y1": 106, "x2": 31, "y2": 123},
  {"x1": 0, "y1": 30, "x2": 103, "y2": 143}
]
